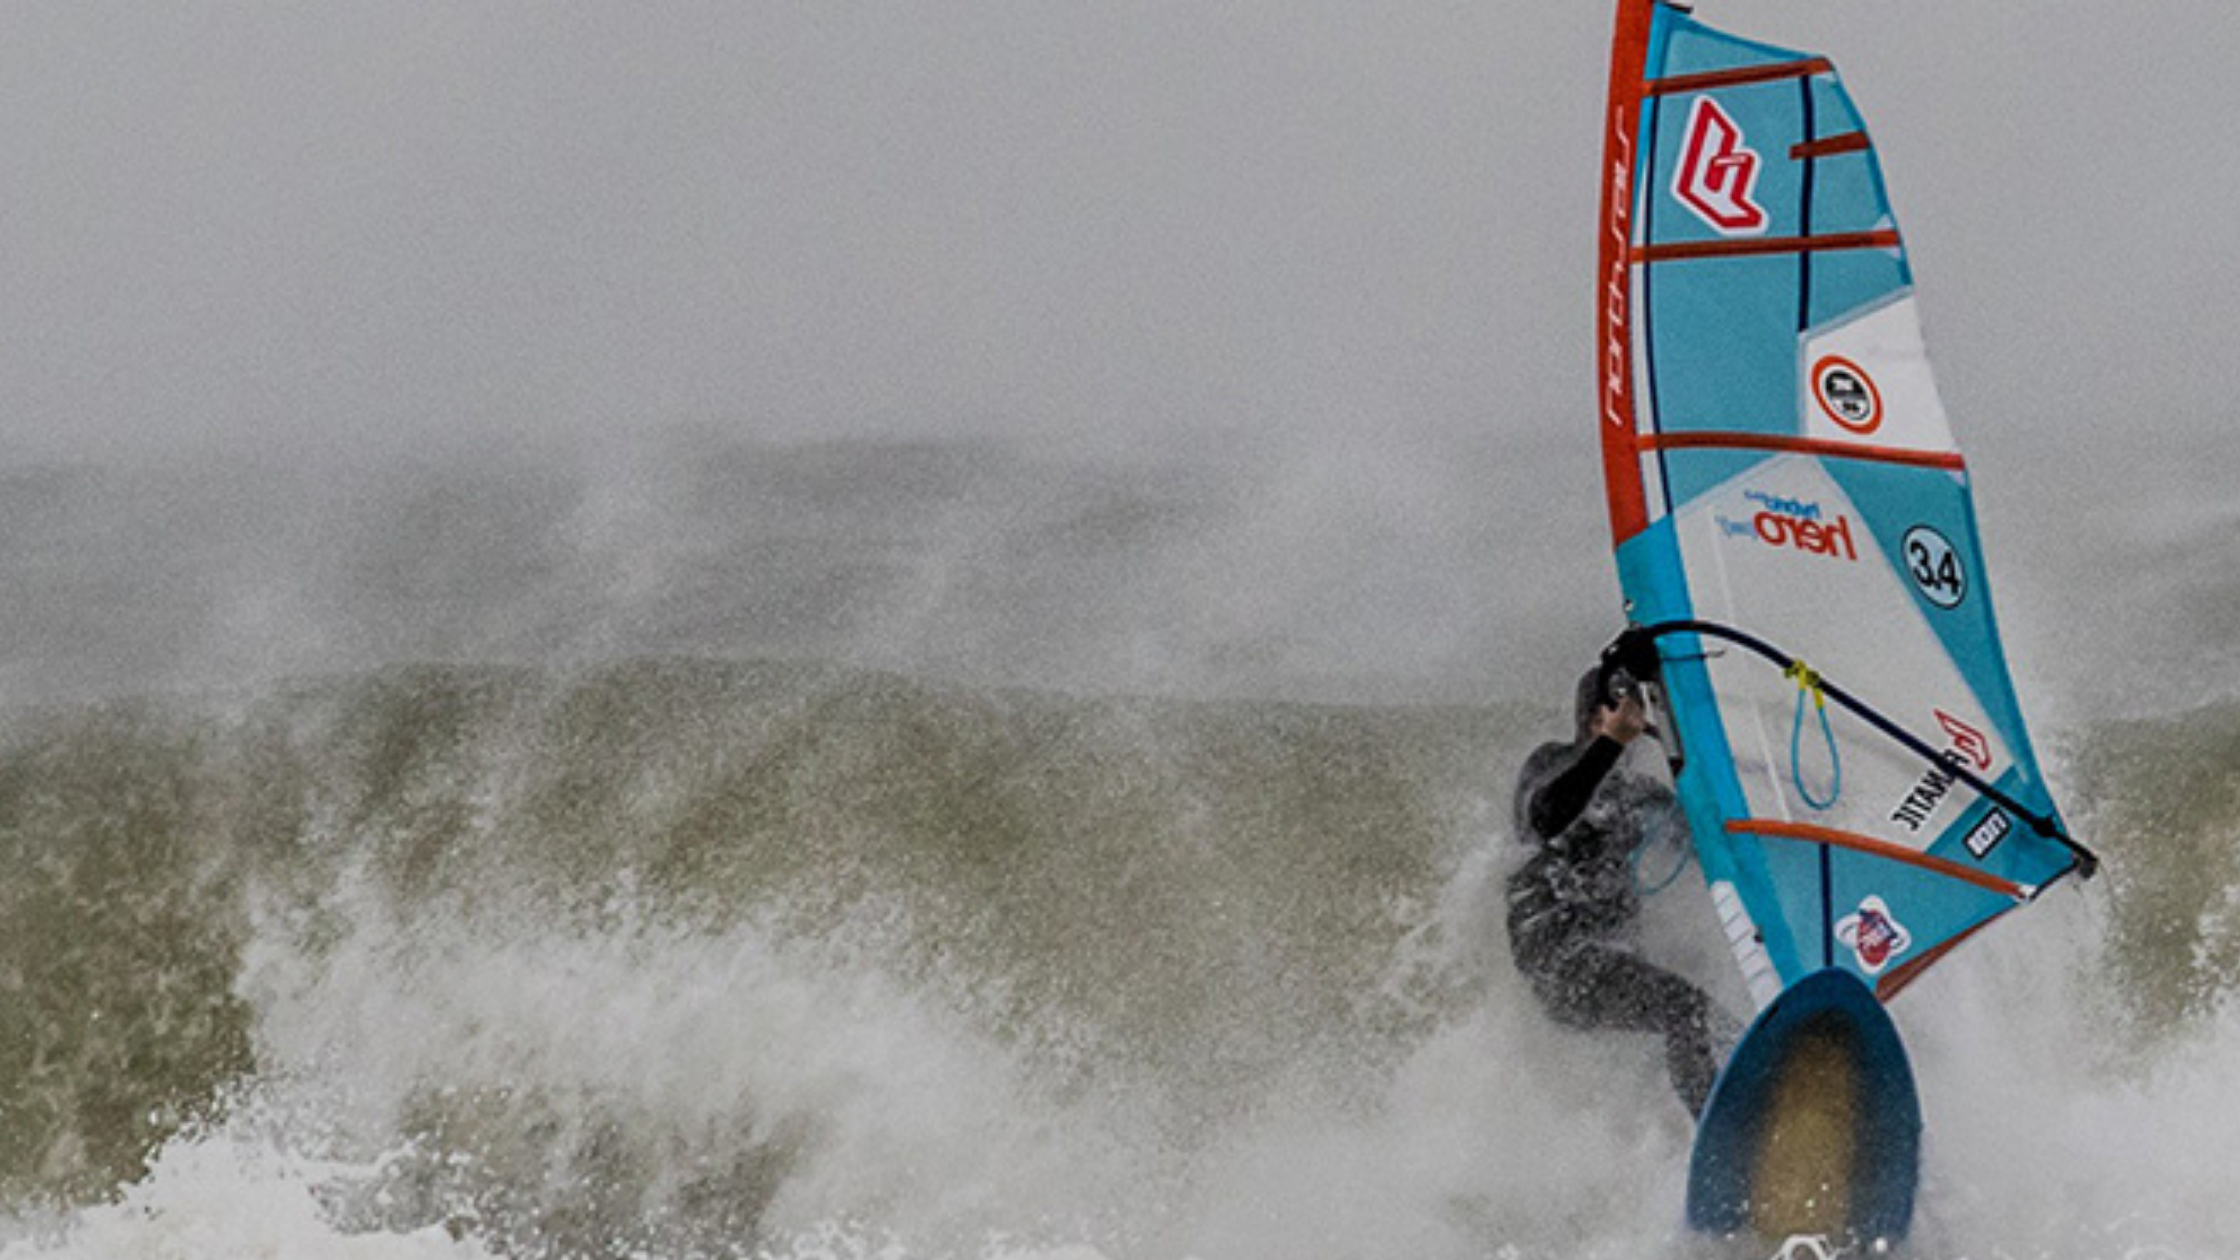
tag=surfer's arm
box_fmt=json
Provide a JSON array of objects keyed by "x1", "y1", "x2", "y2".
[
  {"x1": 1524, "y1": 691, "x2": 1649, "y2": 839},
  {"x1": 1526, "y1": 736, "x2": 1625, "y2": 840}
]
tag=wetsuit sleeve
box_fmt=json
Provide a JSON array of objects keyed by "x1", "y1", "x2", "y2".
[{"x1": 1526, "y1": 736, "x2": 1625, "y2": 840}]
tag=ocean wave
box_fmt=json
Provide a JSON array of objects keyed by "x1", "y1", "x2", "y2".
[{"x1": 0, "y1": 660, "x2": 2231, "y2": 1258}]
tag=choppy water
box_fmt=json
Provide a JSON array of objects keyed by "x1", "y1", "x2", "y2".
[{"x1": 0, "y1": 435, "x2": 2232, "y2": 1260}]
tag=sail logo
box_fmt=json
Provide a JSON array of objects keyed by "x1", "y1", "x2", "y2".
[
  {"x1": 1963, "y1": 809, "x2": 2012, "y2": 860},
  {"x1": 1717, "y1": 491, "x2": 1857, "y2": 561},
  {"x1": 1891, "y1": 709, "x2": 1993, "y2": 832},
  {"x1": 1672, "y1": 97, "x2": 1769, "y2": 236},
  {"x1": 1811, "y1": 356, "x2": 1883, "y2": 434},
  {"x1": 1602, "y1": 123, "x2": 1636, "y2": 434},
  {"x1": 1836, "y1": 896, "x2": 1913, "y2": 975},
  {"x1": 1754, "y1": 510, "x2": 1857, "y2": 560},
  {"x1": 1889, "y1": 759, "x2": 1954, "y2": 833},
  {"x1": 1936, "y1": 709, "x2": 1995, "y2": 771}
]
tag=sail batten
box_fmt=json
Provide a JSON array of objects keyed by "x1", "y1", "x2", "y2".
[
  {"x1": 1647, "y1": 58, "x2": 1833, "y2": 95},
  {"x1": 1637, "y1": 432, "x2": 1965, "y2": 471},
  {"x1": 1728, "y1": 820, "x2": 2035, "y2": 902},
  {"x1": 1633, "y1": 229, "x2": 1902, "y2": 263},
  {"x1": 1793, "y1": 132, "x2": 1873, "y2": 160}
]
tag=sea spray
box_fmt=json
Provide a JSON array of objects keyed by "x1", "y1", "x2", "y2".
[{"x1": 0, "y1": 657, "x2": 2232, "y2": 1256}]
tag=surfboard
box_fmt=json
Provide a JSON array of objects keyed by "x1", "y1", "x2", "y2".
[
  {"x1": 1686, "y1": 967, "x2": 1919, "y2": 1242},
  {"x1": 1589, "y1": 0, "x2": 2098, "y2": 1243}
]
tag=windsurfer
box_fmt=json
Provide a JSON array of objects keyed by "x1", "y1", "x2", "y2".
[{"x1": 1506, "y1": 667, "x2": 1721, "y2": 1117}]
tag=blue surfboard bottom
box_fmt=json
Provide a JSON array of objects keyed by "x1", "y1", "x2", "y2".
[{"x1": 1686, "y1": 968, "x2": 1921, "y2": 1243}]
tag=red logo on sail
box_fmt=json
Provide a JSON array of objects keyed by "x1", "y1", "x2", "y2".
[
  {"x1": 1673, "y1": 97, "x2": 1768, "y2": 235},
  {"x1": 1836, "y1": 896, "x2": 1913, "y2": 975},
  {"x1": 1935, "y1": 709, "x2": 1995, "y2": 771}
]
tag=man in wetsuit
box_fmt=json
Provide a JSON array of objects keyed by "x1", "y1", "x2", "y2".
[{"x1": 1507, "y1": 667, "x2": 1721, "y2": 1117}]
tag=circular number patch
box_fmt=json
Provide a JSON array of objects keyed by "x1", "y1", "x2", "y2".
[{"x1": 1903, "y1": 525, "x2": 1966, "y2": 609}]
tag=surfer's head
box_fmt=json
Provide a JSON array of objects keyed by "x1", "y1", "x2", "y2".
[{"x1": 1574, "y1": 668, "x2": 1605, "y2": 744}]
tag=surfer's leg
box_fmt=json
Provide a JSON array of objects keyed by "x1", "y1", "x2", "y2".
[{"x1": 1536, "y1": 943, "x2": 1720, "y2": 1115}]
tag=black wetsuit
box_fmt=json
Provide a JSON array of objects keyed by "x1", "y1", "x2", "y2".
[{"x1": 1506, "y1": 733, "x2": 1719, "y2": 1117}]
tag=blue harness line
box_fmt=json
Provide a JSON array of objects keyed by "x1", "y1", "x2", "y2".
[{"x1": 1785, "y1": 658, "x2": 1841, "y2": 811}]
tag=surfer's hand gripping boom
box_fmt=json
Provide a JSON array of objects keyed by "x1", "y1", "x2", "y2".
[{"x1": 1593, "y1": 690, "x2": 1651, "y2": 744}]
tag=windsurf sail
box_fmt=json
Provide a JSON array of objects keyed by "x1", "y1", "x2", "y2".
[{"x1": 1593, "y1": 0, "x2": 2095, "y2": 1007}]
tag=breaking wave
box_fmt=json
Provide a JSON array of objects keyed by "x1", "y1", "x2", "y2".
[{"x1": 0, "y1": 654, "x2": 2229, "y2": 1259}]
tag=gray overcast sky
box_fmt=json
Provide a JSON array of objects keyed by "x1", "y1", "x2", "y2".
[{"x1": 0, "y1": 0, "x2": 2229, "y2": 474}]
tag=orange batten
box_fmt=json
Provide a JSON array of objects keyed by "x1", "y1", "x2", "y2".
[
  {"x1": 1639, "y1": 431, "x2": 1968, "y2": 472},
  {"x1": 1726, "y1": 819, "x2": 2030, "y2": 901}
]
